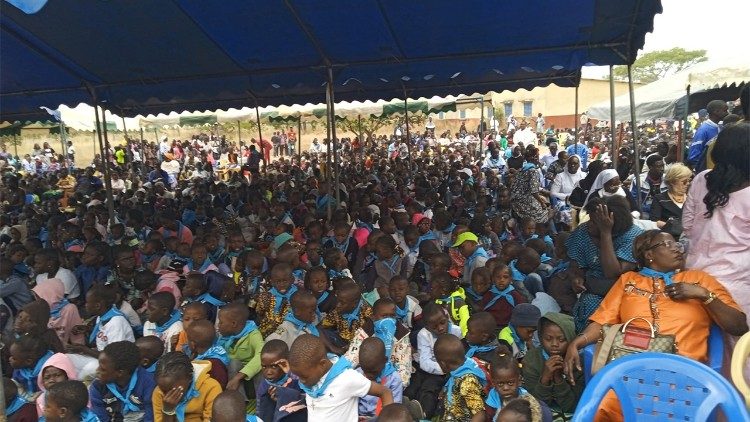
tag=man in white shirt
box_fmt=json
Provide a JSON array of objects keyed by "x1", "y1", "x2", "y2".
[
  {"x1": 34, "y1": 249, "x2": 80, "y2": 300},
  {"x1": 514, "y1": 122, "x2": 537, "y2": 146}
]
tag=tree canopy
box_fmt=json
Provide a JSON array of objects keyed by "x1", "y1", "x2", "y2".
[{"x1": 611, "y1": 48, "x2": 707, "y2": 83}]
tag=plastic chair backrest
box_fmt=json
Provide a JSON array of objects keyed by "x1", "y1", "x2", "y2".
[
  {"x1": 731, "y1": 331, "x2": 750, "y2": 410},
  {"x1": 582, "y1": 344, "x2": 595, "y2": 384},
  {"x1": 573, "y1": 352, "x2": 750, "y2": 422}
]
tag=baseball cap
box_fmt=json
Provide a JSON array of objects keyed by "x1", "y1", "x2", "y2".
[{"x1": 452, "y1": 231, "x2": 478, "y2": 247}]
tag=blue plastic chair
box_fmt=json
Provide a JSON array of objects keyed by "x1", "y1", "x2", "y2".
[
  {"x1": 581, "y1": 324, "x2": 725, "y2": 384},
  {"x1": 573, "y1": 352, "x2": 749, "y2": 421}
]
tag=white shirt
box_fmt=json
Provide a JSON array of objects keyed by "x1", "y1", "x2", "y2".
[
  {"x1": 94, "y1": 315, "x2": 135, "y2": 351},
  {"x1": 306, "y1": 367, "x2": 371, "y2": 421},
  {"x1": 142, "y1": 319, "x2": 183, "y2": 353},
  {"x1": 416, "y1": 324, "x2": 462, "y2": 375},
  {"x1": 119, "y1": 301, "x2": 143, "y2": 331},
  {"x1": 37, "y1": 268, "x2": 80, "y2": 299}
]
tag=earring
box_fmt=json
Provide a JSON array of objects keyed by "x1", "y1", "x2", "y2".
[{"x1": 648, "y1": 259, "x2": 653, "y2": 263}]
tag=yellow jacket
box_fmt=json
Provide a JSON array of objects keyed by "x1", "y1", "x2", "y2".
[{"x1": 153, "y1": 360, "x2": 222, "y2": 422}]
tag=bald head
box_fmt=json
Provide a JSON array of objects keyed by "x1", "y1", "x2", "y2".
[
  {"x1": 187, "y1": 319, "x2": 217, "y2": 349},
  {"x1": 378, "y1": 403, "x2": 413, "y2": 422},
  {"x1": 211, "y1": 390, "x2": 246, "y2": 422},
  {"x1": 221, "y1": 302, "x2": 249, "y2": 322},
  {"x1": 289, "y1": 334, "x2": 326, "y2": 367},
  {"x1": 291, "y1": 290, "x2": 317, "y2": 308},
  {"x1": 135, "y1": 335, "x2": 164, "y2": 362},
  {"x1": 434, "y1": 334, "x2": 466, "y2": 366}
]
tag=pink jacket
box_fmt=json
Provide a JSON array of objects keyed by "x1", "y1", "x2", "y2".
[
  {"x1": 36, "y1": 353, "x2": 78, "y2": 416},
  {"x1": 32, "y1": 279, "x2": 85, "y2": 345}
]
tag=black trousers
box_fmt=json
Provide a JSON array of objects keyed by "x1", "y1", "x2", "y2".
[{"x1": 404, "y1": 367, "x2": 446, "y2": 418}]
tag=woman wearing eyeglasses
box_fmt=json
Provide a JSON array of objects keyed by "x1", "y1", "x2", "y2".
[
  {"x1": 563, "y1": 229, "x2": 748, "y2": 421},
  {"x1": 650, "y1": 163, "x2": 692, "y2": 238}
]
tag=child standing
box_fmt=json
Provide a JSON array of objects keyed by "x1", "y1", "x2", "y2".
[
  {"x1": 499, "y1": 304, "x2": 541, "y2": 361},
  {"x1": 267, "y1": 290, "x2": 320, "y2": 348},
  {"x1": 216, "y1": 303, "x2": 263, "y2": 394},
  {"x1": 152, "y1": 351, "x2": 221, "y2": 421},
  {"x1": 256, "y1": 263, "x2": 298, "y2": 337},
  {"x1": 256, "y1": 340, "x2": 307, "y2": 422},
  {"x1": 143, "y1": 292, "x2": 183, "y2": 353},
  {"x1": 357, "y1": 337, "x2": 404, "y2": 419},
  {"x1": 434, "y1": 334, "x2": 487, "y2": 421},
  {"x1": 288, "y1": 334, "x2": 393, "y2": 420}
]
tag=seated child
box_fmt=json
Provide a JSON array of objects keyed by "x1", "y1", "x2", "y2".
[
  {"x1": 484, "y1": 264, "x2": 528, "y2": 328},
  {"x1": 276, "y1": 243, "x2": 306, "y2": 288},
  {"x1": 303, "y1": 238, "x2": 324, "y2": 268},
  {"x1": 358, "y1": 337, "x2": 404, "y2": 419},
  {"x1": 73, "y1": 241, "x2": 110, "y2": 296},
  {"x1": 35, "y1": 353, "x2": 77, "y2": 417},
  {"x1": 139, "y1": 238, "x2": 164, "y2": 272},
  {"x1": 185, "y1": 242, "x2": 218, "y2": 274},
  {"x1": 185, "y1": 319, "x2": 230, "y2": 389},
  {"x1": 499, "y1": 304, "x2": 541, "y2": 361},
  {"x1": 219, "y1": 232, "x2": 246, "y2": 274},
  {"x1": 89, "y1": 341, "x2": 156, "y2": 422},
  {"x1": 4, "y1": 377, "x2": 37, "y2": 422},
  {"x1": 521, "y1": 313, "x2": 582, "y2": 416},
  {"x1": 323, "y1": 221, "x2": 359, "y2": 272},
  {"x1": 323, "y1": 247, "x2": 353, "y2": 281},
  {"x1": 10, "y1": 336, "x2": 54, "y2": 394},
  {"x1": 486, "y1": 354, "x2": 553, "y2": 422},
  {"x1": 0, "y1": 256, "x2": 33, "y2": 315},
  {"x1": 132, "y1": 270, "x2": 181, "y2": 315},
  {"x1": 546, "y1": 233, "x2": 577, "y2": 315},
  {"x1": 454, "y1": 232, "x2": 490, "y2": 286},
  {"x1": 143, "y1": 292, "x2": 183, "y2": 352},
  {"x1": 43, "y1": 380, "x2": 99, "y2": 422},
  {"x1": 404, "y1": 303, "x2": 461, "y2": 419},
  {"x1": 181, "y1": 271, "x2": 225, "y2": 323},
  {"x1": 216, "y1": 303, "x2": 263, "y2": 394},
  {"x1": 500, "y1": 241, "x2": 523, "y2": 265},
  {"x1": 305, "y1": 266, "x2": 336, "y2": 316},
  {"x1": 152, "y1": 351, "x2": 221, "y2": 421},
  {"x1": 320, "y1": 280, "x2": 373, "y2": 355},
  {"x1": 288, "y1": 334, "x2": 393, "y2": 421},
  {"x1": 256, "y1": 263, "x2": 298, "y2": 337},
  {"x1": 509, "y1": 248, "x2": 544, "y2": 301},
  {"x1": 14, "y1": 300, "x2": 64, "y2": 353},
  {"x1": 33, "y1": 247, "x2": 80, "y2": 301},
  {"x1": 235, "y1": 249, "x2": 267, "y2": 301},
  {"x1": 344, "y1": 298, "x2": 412, "y2": 387},
  {"x1": 434, "y1": 334, "x2": 487, "y2": 421},
  {"x1": 267, "y1": 291, "x2": 320, "y2": 348},
  {"x1": 72, "y1": 284, "x2": 135, "y2": 357},
  {"x1": 31, "y1": 279, "x2": 84, "y2": 346},
  {"x1": 465, "y1": 266, "x2": 492, "y2": 307},
  {"x1": 174, "y1": 302, "x2": 209, "y2": 354},
  {"x1": 431, "y1": 272, "x2": 470, "y2": 336},
  {"x1": 388, "y1": 276, "x2": 422, "y2": 330},
  {"x1": 378, "y1": 403, "x2": 413, "y2": 422},
  {"x1": 373, "y1": 235, "x2": 406, "y2": 298},
  {"x1": 408, "y1": 239, "x2": 441, "y2": 296},
  {"x1": 135, "y1": 336, "x2": 164, "y2": 374},
  {"x1": 464, "y1": 312, "x2": 505, "y2": 363},
  {"x1": 212, "y1": 390, "x2": 262, "y2": 422},
  {"x1": 256, "y1": 340, "x2": 307, "y2": 422}
]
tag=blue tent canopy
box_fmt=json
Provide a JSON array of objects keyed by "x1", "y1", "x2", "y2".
[{"x1": 1, "y1": 0, "x2": 661, "y2": 120}]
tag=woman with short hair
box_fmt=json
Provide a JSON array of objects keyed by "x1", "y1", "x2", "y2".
[{"x1": 650, "y1": 162, "x2": 692, "y2": 237}]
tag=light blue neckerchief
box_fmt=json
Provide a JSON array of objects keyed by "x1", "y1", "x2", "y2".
[
  {"x1": 381, "y1": 254, "x2": 400, "y2": 275},
  {"x1": 217, "y1": 321, "x2": 258, "y2": 351},
  {"x1": 509, "y1": 260, "x2": 526, "y2": 282},
  {"x1": 90, "y1": 306, "x2": 126, "y2": 344},
  {"x1": 80, "y1": 409, "x2": 101, "y2": 422},
  {"x1": 154, "y1": 309, "x2": 182, "y2": 334},
  {"x1": 284, "y1": 312, "x2": 319, "y2": 336},
  {"x1": 444, "y1": 358, "x2": 487, "y2": 406},
  {"x1": 316, "y1": 291, "x2": 330, "y2": 305},
  {"x1": 174, "y1": 379, "x2": 200, "y2": 421},
  {"x1": 521, "y1": 162, "x2": 536, "y2": 171},
  {"x1": 146, "y1": 362, "x2": 157, "y2": 373},
  {"x1": 195, "y1": 292, "x2": 226, "y2": 308},
  {"x1": 394, "y1": 300, "x2": 409, "y2": 322},
  {"x1": 270, "y1": 285, "x2": 298, "y2": 314},
  {"x1": 5, "y1": 395, "x2": 27, "y2": 416},
  {"x1": 509, "y1": 325, "x2": 527, "y2": 354},
  {"x1": 464, "y1": 287, "x2": 483, "y2": 302},
  {"x1": 373, "y1": 317, "x2": 397, "y2": 359},
  {"x1": 639, "y1": 267, "x2": 677, "y2": 286},
  {"x1": 466, "y1": 342, "x2": 498, "y2": 358},
  {"x1": 105, "y1": 370, "x2": 140, "y2": 414},
  {"x1": 195, "y1": 344, "x2": 231, "y2": 366},
  {"x1": 486, "y1": 387, "x2": 529, "y2": 418},
  {"x1": 50, "y1": 298, "x2": 70, "y2": 320},
  {"x1": 299, "y1": 356, "x2": 352, "y2": 398},
  {"x1": 484, "y1": 285, "x2": 516, "y2": 310},
  {"x1": 266, "y1": 372, "x2": 290, "y2": 388},
  {"x1": 466, "y1": 247, "x2": 489, "y2": 270},
  {"x1": 342, "y1": 299, "x2": 363, "y2": 328},
  {"x1": 377, "y1": 361, "x2": 397, "y2": 383}
]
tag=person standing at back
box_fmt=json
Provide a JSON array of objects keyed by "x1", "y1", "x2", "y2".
[{"x1": 687, "y1": 99, "x2": 728, "y2": 168}]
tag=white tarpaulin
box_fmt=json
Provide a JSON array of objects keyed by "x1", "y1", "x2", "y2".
[{"x1": 588, "y1": 59, "x2": 750, "y2": 121}]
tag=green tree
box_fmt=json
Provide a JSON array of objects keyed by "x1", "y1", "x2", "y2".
[{"x1": 611, "y1": 48, "x2": 707, "y2": 83}]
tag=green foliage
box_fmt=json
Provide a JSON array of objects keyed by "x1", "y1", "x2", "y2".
[{"x1": 611, "y1": 48, "x2": 707, "y2": 83}]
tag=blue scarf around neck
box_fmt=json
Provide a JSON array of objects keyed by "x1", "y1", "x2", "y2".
[
  {"x1": 486, "y1": 387, "x2": 529, "y2": 414},
  {"x1": 90, "y1": 306, "x2": 126, "y2": 344},
  {"x1": 299, "y1": 356, "x2": 351, "y2": 398},
  {"x1": 377, "y1": 361, "x2": 397, "y2": 383},
  {"x1": 195, "y1": 344, "x2": 231, "y2": 366},
  {"x1": 14, "y1": 350, "x2": 54, "y2": 393},
  {"x1": 154, "y1": 309, "x2": 182, "y2": 334},
  {"x1": 105, "y1": 370, "x2": 140, "y2": 414},
  {"x1": 484, "y1": 285, "x2": 516, "y2": 310},
  {"x1": 509, "y1": 260, "x2": 526, "y2": 282},
  {"x1": 270, "y1": 285, "x2": 298, "y2": 314},
  {"x1": 174, "y1": 379, "x2": 200, "y2": 421},
  {"x1": 394, "y1": 300, "x2": 409, "y2": 322},
  {"x1": 316, "y1": 291, "x2": 330, "y2": 305},
  {"x1": 5, "y1": 395, "x2": 27, "y2": 416},
  {"x1": 444, "y1": 358, "x2": 487, "y2": 406},
  {"x1": 466, "y1": 342, "x2": 498, "y2": 358},
  {"x1": 217, "y1": 320, "x2": 258, "y2": 351},
  {"x1": 195, "y1": 292, "x2": 226, "y2": 308},
  {"x1": 342, "y1": 299, "x2": 363, "y2": 328},
  {"x1": 50, "y1": 298, "x2": 70, "y2": 320},
  {"x1": 266, "y1": 372, "x2": 290, "y2": 388},
  {"x1": 639, "y1": 267, "x2": 677, "y2": 286},
  {"x1": 284, "y1": 312, "x2": 319, "y2": 336}
]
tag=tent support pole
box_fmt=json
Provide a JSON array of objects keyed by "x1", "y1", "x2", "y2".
[
  {"x1": 404, "y1": 95, "x2": 412, "y2": 172},
  {"x1": 325, "y1": 79, "x2": 333, "y2": 220},
  {"x1": 59, "y1": 120, "x2": 67, "y2": 164},
  {"x1": 628, "y1": 64, "x2": 642, "y2": 213},
  {"x1": 677, "y1": 119, "x2": 683, "y2": 163},
  {"x1": 94, "y1": 104, "x2": 116, "y2": 223},
  {"x1": 255, "y1": 107, "x2": 265, "y2": 173},
  {"x1": 574, "y1": 86, "x2": 579, "y2": 145},
  {"x1": 327, "y1": 68, "x2": 340, "y2": 206},
  {"x1": 13, "y1": 134, "x2": 18, "y2": 157},
  {"x1": 479, "y1": 97, "x2": 485, "y2": 158},
  {"x1": 140, "y1": 127, "x2": 147, "y2": 180},
  {"x1": 237, "y1": 120, "x2": 242, "y2": 144},
  {"x1": 609, "y1": 65, "x2": 617, "y2": 168},
  {"x1": 358, "y1": 114, "x2": 363, "y2": 162},
  {"x1": 297, "y1": 117, "x2": 302, "y2": 167}
]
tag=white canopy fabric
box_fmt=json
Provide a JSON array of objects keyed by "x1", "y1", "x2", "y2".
[{"x1": 587, "y1": 59, "x2": 750, "y2": 121}]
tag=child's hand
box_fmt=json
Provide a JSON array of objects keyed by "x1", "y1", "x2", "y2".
[
  {"x1": 541, "y1": 355, "x2": 564, "y2": 385},
  {"x1": 71, "y1": 325, "x2": 89, "y2": 335},
  {"x1": 170, "y1": 334, "x2": 180, "y2": 351},
  {"x1": 274, "y1": 359, "x2": 290, "y2": 374},
  {"x1": 226, "y1": 373, "x2": 246, "y2": 391},
  {"x1": 162, "y1": 386, "x2": 184, "y2": 412}
]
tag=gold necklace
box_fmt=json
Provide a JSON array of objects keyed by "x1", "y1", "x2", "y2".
[{"x1": 668, "y1": 191, "x2": 686, "y2": 203}]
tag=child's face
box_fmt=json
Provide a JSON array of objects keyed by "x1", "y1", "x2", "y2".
[
  {"x1": 247, "y1": 257, "x2": 264, "y2": 275},
  {"x1": 146, "y1": 301, "x2": 170, "y2": 324},
  {"x1": 182, "y1": 278, "x2": 204, "y2": 298},
  {"x1": 471, "y1": 274, "x2": 491, "y2": 296},
  {"x1": 142, "y1": 242, "x2": 156, "y2": 256},
  {"x1": 334, "y1": 252, "x2": 348, "y2": 270},
  {"x1": 465, "y1": 323, "x2": 488, "y2": 346},
  {"x1": 372, "y1": 303, "x2": 396, "y2": 321},
  {"x1": 306, "y1": 271, "x2": 328, "y2": 295},
  {"x1": 270, "y1": 272, "x2": 293, "y2": 293},
  {"x1": 306, "y1": 243, "x2": 321, "y2": 263},
  {"x1": 375, "y1": 244, "x2": 392, "y2": 260},
  {"x1": 115, "y1": 252, "x2": 136, "y2": 272},
  {"x1": 43, "y1": 396, "x2": 65, "y2": 420},
  {"x1": 33, "y1": 255, "x2": 50, "y2": 275},
  {"x1": 8, "y1": 343, "x2": 32, "y2": 369},
  {"x1": 459, "y1": 241, "x2": 476, "y2": 258},
  {"x1": 81, "y1": 246, "x2": 101, "y2": 267},
  {"x1": 429, "y1": 281, "x2": 449, "y2": 300},
  {"x1": 491, "y1": 367, "x2": 522, "y2": 402},
  {"x1": 387, "y1": 280, "x2": 408, "y2": 305},
  {"x1": 42, "y1": 366, "x2": 69, "y2": 391},
  {"x1": 217, "y1": 312, "x2": 241, "y2": 336},
  {"x1": 9, "y1": 250, "x2": 26, "y2": 264},
  {"x1": 294, "y1": 301, "x2": 318, "y2": 324},
  {"x1": 426, "y1": 312, "x2": 449, "y2": 336},
  {"x1": 156, "y1": 374, "x2": 192, "y2": 404},
  {"x1": 228, "y1": 235, "x2": 244, "y2": 252},
  {"x1": 95, "y1": 352, "x2": 123, "y2": 384},
  {"x1": 404, "y1": 232, "x2": 419, "y2": 248},
  {"x1": 260, "y1": 352, "x2": 287, "y2": 383},
  {"x1": 516, "y1": 326, "x2": 537, "y2": 342},
  {"x1": 181, "y1": 307, "x2": 207, "y2": 330},
  {"x1": 335, "y1": 290, "x2": 360, "y2": 314},
  {"x1": 493, "y1": 268, "x2": 512, "y2": 290},
  {"x1": 540, "y1": 323, "x2": 569, "y2": 358},
  {"x1": 334, "y1": 227, "x2": 349, "y2": 244},
  {"x1": 13, "y1": 311, "x2": 35, "y2": 335},
  {"x1": 522, "y1": 221, "x2": 536, "y2": 237},
  {"x1": 191, "y1": 246, "x2": 208, "y2": 264}
]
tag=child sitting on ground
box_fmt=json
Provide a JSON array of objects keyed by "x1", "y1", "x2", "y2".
[
  {"x1": 256, "y1": 340, "x2": 307, "y2": 422},
  {"x1": 434, "y1": 334, "x2": 487, "y2": 421},
  {"x1": 15, "y1": 299, "x2": 64, "y2": 353},
  {"x1": 305, "y1": 266, "x2": 336, "y2": 316},
  {"x1": 31, "y1": 278, "x2": 84, "y2": 346},
  {"x1": 89, "y1": 341, "x2": 156, "y2": 422},
  {"x1": 323, "y1": 221, "x2": 359, "y2": 272},
  {"x1": 404, "y1": 303, "x2": 461, "y2": 419},
  {"x1": 267, "y1": 290, "x2": 320, "y2": 349},
  {"x1": 256, "y1": 262, "x2": 298, "y2": 337},
  {"x1": 288, "y1": 334, "x2": 393, "y2": 421},
  {"x1": 70, "y1": 285, "x2": 135, "y2": 357},
  {"x1": 152, "y1": 351, "x2": 221, "y2": 421},
  {"x1": 212, "y1": 390, "x2": 262, "y2": 422},
  {"x1": 357, "y1": 337, "x2": 404, "y2": 419},
  {"x1": 465, "y1": 266, "x2": 493, "y2": 308},
  {"x1": 499, "y1": 304, "x2": 542, "y2": 361},
  {"x1": 173, "y1": 302, "x2": 209, "y2": 355},
  {"x1": 320, "y1": 280, "x2": 372, "y2": 355},
  {"x1": 74, "y1": 241, "x2": 110, "y2": 296},
  {"x1": 4, "y1": 377, "x2": 37, "y2": 421},
  {"x1": 465, "y1": 312, "x2": 505, "y2": 364},
  {"x1": 431, "y1": 272, "x2": 470, "y2": 336},
  {"x1": 185, "y1": 242, "x2": 218, "y2": 274},
  {"x1": 509, "y1": 247, "x2": 544, "y2": 301},
  {"x1": 143, "y1": 292, "x2": 183, "y2": 353},
  {"x1": 522, "y1": 312, "x2": 582, "y2": 417},
  {"x1": 217, "y1": 303, "x2": 263, "y2": 398},
  {"x1": 135, "y1": 336, "x2": 164, "y2": 374},
  {"x1": 236, "y1": 249, "x2": 267, "y2": 302},
  {"x1": 276, "y1": 243, "x2": 306, "y2": 288},
  {"x1": 486, "y1": 354, "x2": 552, "y2": 421},
  {"x1": 388, "y1": 275, "x2": 422, "y2": 330},
  {"x1": 10, "y1": 338, "x2": 54, "y2": 396},
  {"x1": 484, "y1": 264, "x2": 528, "y2": 328},
  {"x1": 181, "y1": 271, "x2": 225, "y2": 323},
  {"x1": 186, "y1": 319, "x2": 229, "y2": 389},
  {"x1": 35, "y1": 353, "x2": 77, "y2": 417},
  {"x1": 43, "y1": 380, "x2": 99, "y2": 422},
  {"x1": 373, "y1": 235, "x2": 406, "y2": 298}
]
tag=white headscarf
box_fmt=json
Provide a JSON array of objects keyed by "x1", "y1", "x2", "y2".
[{"x1": 582, "y1": 169, "x2": 621, "y2": 209}]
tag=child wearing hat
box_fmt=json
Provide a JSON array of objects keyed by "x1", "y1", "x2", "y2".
[
  {"x1": 499, "y1": 304, "x2": 542, "y2": 360},
  {"x1": 454, "y1": 232, "x2": 490, "y2": 286}
]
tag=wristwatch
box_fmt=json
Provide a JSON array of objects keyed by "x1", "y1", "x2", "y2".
[{"x1": 703, "y1": 291, "x2": 717, "y2": 305}]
